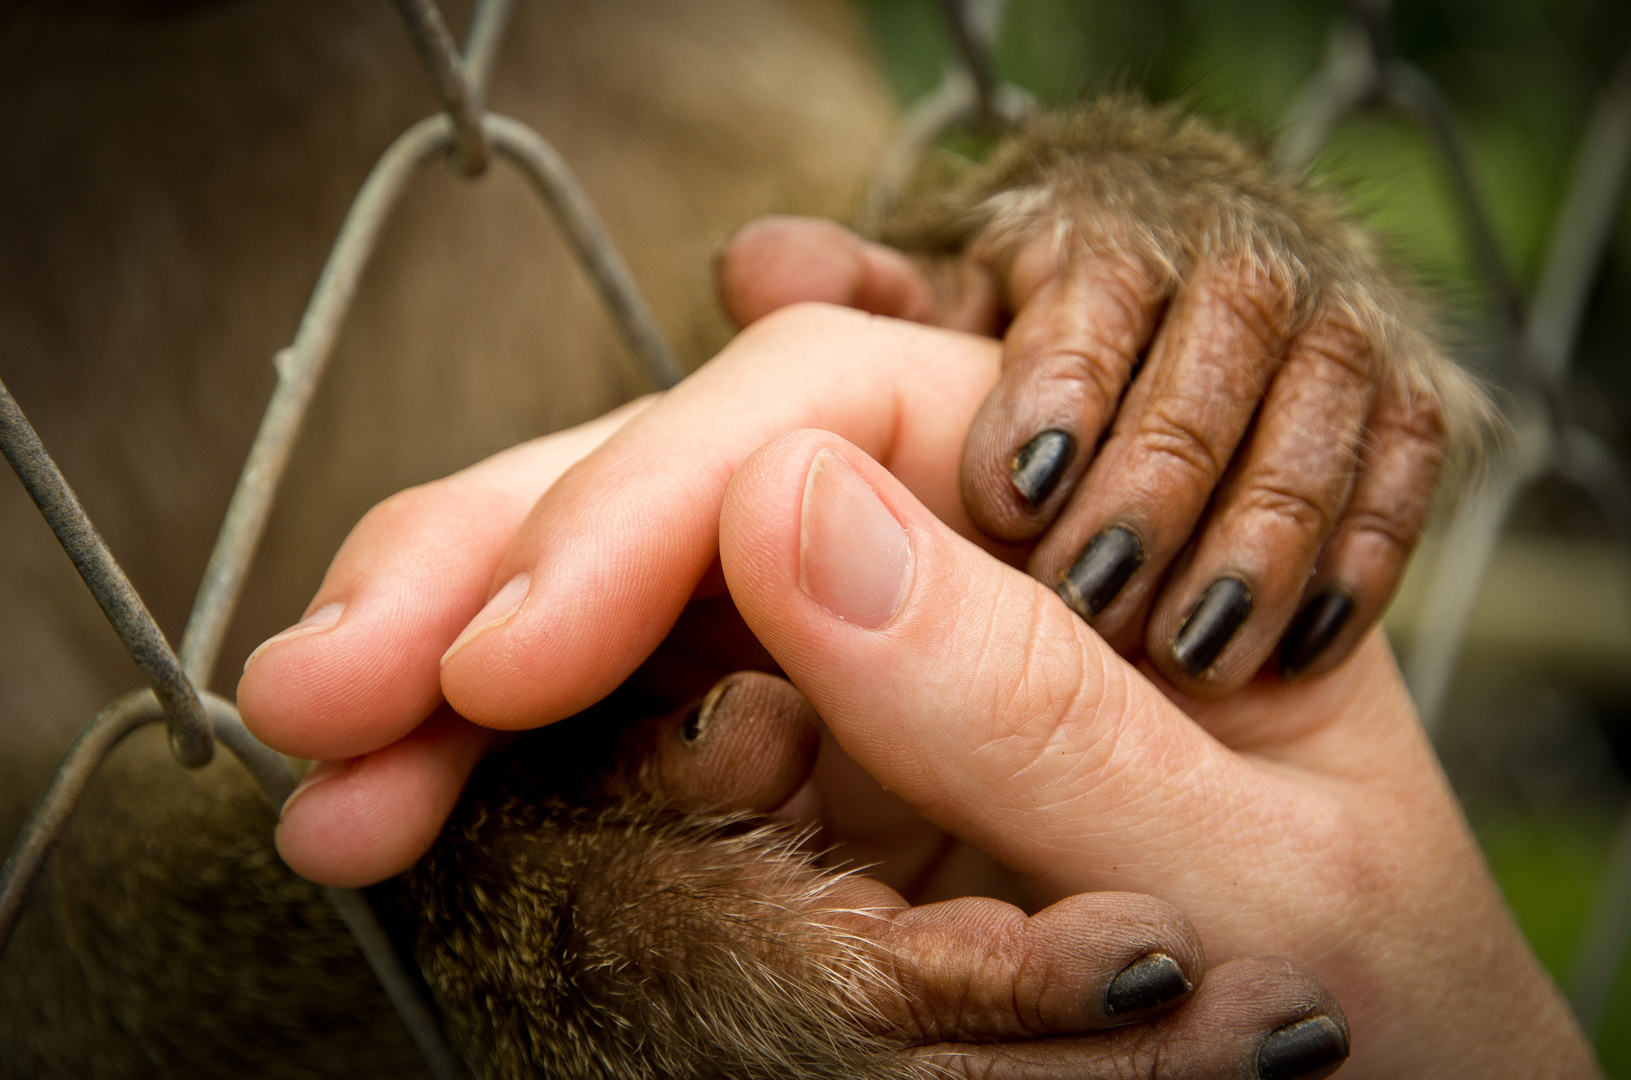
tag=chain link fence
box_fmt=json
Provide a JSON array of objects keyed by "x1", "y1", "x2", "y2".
[{"x1": 1, "y1": 0, "x2": 1628, "y2": 1073}]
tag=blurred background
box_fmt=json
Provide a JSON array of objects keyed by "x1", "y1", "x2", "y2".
[{"x1": 858, "y1": 0, "x2": 1631, "y2": 1067}]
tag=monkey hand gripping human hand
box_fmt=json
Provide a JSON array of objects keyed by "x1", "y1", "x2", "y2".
[
  {"x1": 717, "y1": 98, "x2": 1494, "y2": 696},
  {"x1": 378, "y1": 671, "x2": 1347, "y2": 1080},
  {"x1": 0, "y1": 662, "x2": 1344, "y2": 1080}
]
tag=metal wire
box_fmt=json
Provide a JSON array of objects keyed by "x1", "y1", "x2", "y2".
[
  {"x1": 4, "y1": 0, "x2": 1628, "y2": 1063},
  {"x1": 1, "y1": 0, "x2": 686, "y2": 1073},
  {"x1": 461, "y1": 0, "x2": 515, "y2": 96},
  {"x1": 391, "y1": 0, "x2": 489, "y2": 176},
  {"x1": 859, "y1": 0, "x2": 1033, "y2": 235},
  {"x1": 0, "y1": 382, "x2": 213, "y2": 770},
  {"x1": 486, "y1": 114, "x2": 685, "y2": 389}
]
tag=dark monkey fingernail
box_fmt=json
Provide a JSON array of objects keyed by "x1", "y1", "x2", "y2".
[
  {"x1": 1171, "y1": 576, "x2": 1252, "y2": 676},
  {"x1": 1278, "y1": 591, "x2": 1355, "y2": 679},
  {"x1": 1104, "y1": 952, "x2": 1192, "y2": 1017},
  {"x1": 1256, "y1": 1016, "x2": 1350, "y2": 1080},
  {"x1": 682, "y1": 680, "x2": 733, "y2": 744},
  {"x1": 1010, "y1": 429, "x2": 1076, "y2": 507},
  {"x1": 1057, "y1": 525, "x2": 1143, "y2": 619}
]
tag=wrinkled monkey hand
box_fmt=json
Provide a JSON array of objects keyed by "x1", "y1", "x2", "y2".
[
  {"x1": 717, "y1": 99, "x2": 1494, "y2": 695},
  {"x1": 390, "y1": 669, "x2": 1348, "y2": 1079}
]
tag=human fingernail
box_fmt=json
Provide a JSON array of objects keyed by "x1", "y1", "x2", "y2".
[
  {"x1": 441, "y1": 572, "x2": 531, "y2": 664},
  {"x1": 1256, "y1": 1016, "x2": 1349, "y2": 1080},
  {"x1": 276, "y1": 758, "x2": 355, "y2": 822},
  {"x1": 1010, "y1": 429, "x2": 1076, "y2": 507},
  {"x1": 1278, "y1": 590, "x2": 1355, "y2": 679},
  {"x1": 1057, "y1": 525, "x2": 1143, "y2": 619},
  {"x1": 1104, "y1": 952, "x2": 1192, "y2": 1018},
  {"x1": 1172, "y1": 576, "x2": 1252, "y2": 677},
  {"x1": 799, "y1": 449, "x2": 913, "y2": 629},
  {"x1": 243, "y1": 601, "x2": 344, "y2": 672}
]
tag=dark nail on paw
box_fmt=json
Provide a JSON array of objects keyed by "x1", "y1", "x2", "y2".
[
  {"x1": 1171, "y1": 576, "x2": 1252, "y2": 677},
  {"x1": 683, "y1": 680, "x2": 733, "y2": 744},
  {"x1": 1104, "y1": 952, "x2": 1192, "y2": 1017},
  {"x1": 1257, "y1": 1016, "x2": 1349, "y2": 1080},
  {"x1": 1010, "y1": 429, "x2": 1076, "y2": 507},
  {"x1": 1057, "y1": 525, "x2": 1143, "y2": 619},
  {"x1": 1278, "y1": 591, "x2": 1355, "y2": 679}
]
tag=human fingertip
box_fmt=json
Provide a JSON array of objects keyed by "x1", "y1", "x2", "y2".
[
  {"x1": 243, "y1": 601, "x2": 344, "y2": 672},
  {"x1": 1104, "y1": 951, "x2": 1193, "y2": 1019},
  {"x1": 798, "y1": 449, "x2": 914, "y2": 629},
  {"x1": 277, "y1": 757, "x2": 354, "y2": 821},
  {"x1": 1278, "y1": 590, "x2": 1355, "y2": 680},
  {"x1": 1256, "y1": 1015, "x2": 1350, "y2": 1080},
  {"x1": 441, "y1": 571, "x2": 530, "y2": 665},
  {"x1": 1057, "y1": 525, "x2": 1143, "y2": 620},
  {"x1": 1010, "y1": 429, "x2": 1076, "y2": 507},
  {"x1": 1171, "y1": 576, "x2": 1252, "y2": 677}
]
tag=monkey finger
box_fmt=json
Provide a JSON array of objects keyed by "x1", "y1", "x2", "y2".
[
  {"x1": 1141, "y1": 311, "x2": 1377, "y2": 695},
  {"x1": 619, "y1": 670, "x2": 822, "y2": 813},
  {"x1": 961, "y1": 238, "x2": 1166, "y2": 541},
  {"x1": 1030, "y1": 258, "x2": 1299, "y2": 657},
  {"x1": 717, "y1": 215, "x2": 1002, "y2": 333},
  {"x1": 863, "y1": 891, "x2": 1206, "y2": 1043},
  {"x1": 904, "y1": 955, "x2": 1349, "y2": 1080},
  {"x1": 1275, "y1": 376, "x2": 1446, "y2": 683},
  {"x1": 718, "y1": 216, "x2": 938, "y2": 326}
]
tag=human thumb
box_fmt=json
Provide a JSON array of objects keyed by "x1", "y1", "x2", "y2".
[{"x1": 719, "y1": 429, "x2": 1296, "y2": 906}]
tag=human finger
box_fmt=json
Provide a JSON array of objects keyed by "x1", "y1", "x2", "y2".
[
  {"x1": 438, "y1": 303, "x2": 1005, "y2": 731},
  {"x1": 274, "y1": 707, "x2": 499, "y2": 887},
  {"x1": 1276, "y1": 374, "x2": 1446, "y2": 681},
  {"x1": 905, "y1": 955, "x2": 1349, "y2": 1080},
  {"x1": 1032, "y1": 259, "x2": 1297, "y2": 658},
  {"x1": 716, "y1": 215, "x2": 1000, "y2": 333},
  {"x1": 960, "y1": 238, "x2": 1166, "y2": 539},
  {"x1": 1141, "y1": 309, "x2": 1378, "y2": 693},
  {"x1": 237, "y1": 397, "x2": 653, "y2": 761},
  {"x1": 717, "y1": 428, "x2": 1301, "y2": 917}
]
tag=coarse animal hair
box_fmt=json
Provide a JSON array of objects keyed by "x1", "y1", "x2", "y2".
[
  {"x1": 385, "y1": 732, "x2": 916, "y2": 1080},
  {"x1": 879, "y1": 97, "x2": 1499, "y2": 483},
  {"x1": 0, "y1": 700, "x2": 930, "y2": 1080}
]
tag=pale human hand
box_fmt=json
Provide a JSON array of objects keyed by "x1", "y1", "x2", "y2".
[
  {"x1": 238, "y1": 305, "x2": 1347, "y2": 1078},
  {"x1": 717, "y1": 194, "x2": 1484, "y2": 700},
  {"x1": 713, "y1": 422, "x2": 1596, "y2": 1079},
  {"x1": 237, "y1": 304, "x2": 1586, "y2": 1078}
]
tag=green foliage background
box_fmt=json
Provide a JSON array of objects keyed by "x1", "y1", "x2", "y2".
[{"x1": 858, "y1": 0, "x2": 1631, "y2": 1067}]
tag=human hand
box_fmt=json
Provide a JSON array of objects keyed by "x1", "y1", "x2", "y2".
[
  {"x1": 388, "y1": 666, "x2": 1349, "y2": 1079},
  {"x1": 238, "y1": 305, "x2": 1007, "y2": 885},
  {"x1": 711, "y1": 425, "x2": 1596, "y2": 1079},
  {"x1": 716, "y1": 104, "x2": 1492, "y2": 697}
]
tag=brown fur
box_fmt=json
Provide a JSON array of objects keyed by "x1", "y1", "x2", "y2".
[
  {"x1": 1, "y1": 705, "x2": 919, "y2": 1079},
  {"x1": 879, "y1": 98, "x2": 1496, "y2": 476},
  {"x1": 1, "y1": 8, "x2": 1489, "y2": 1078}
]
